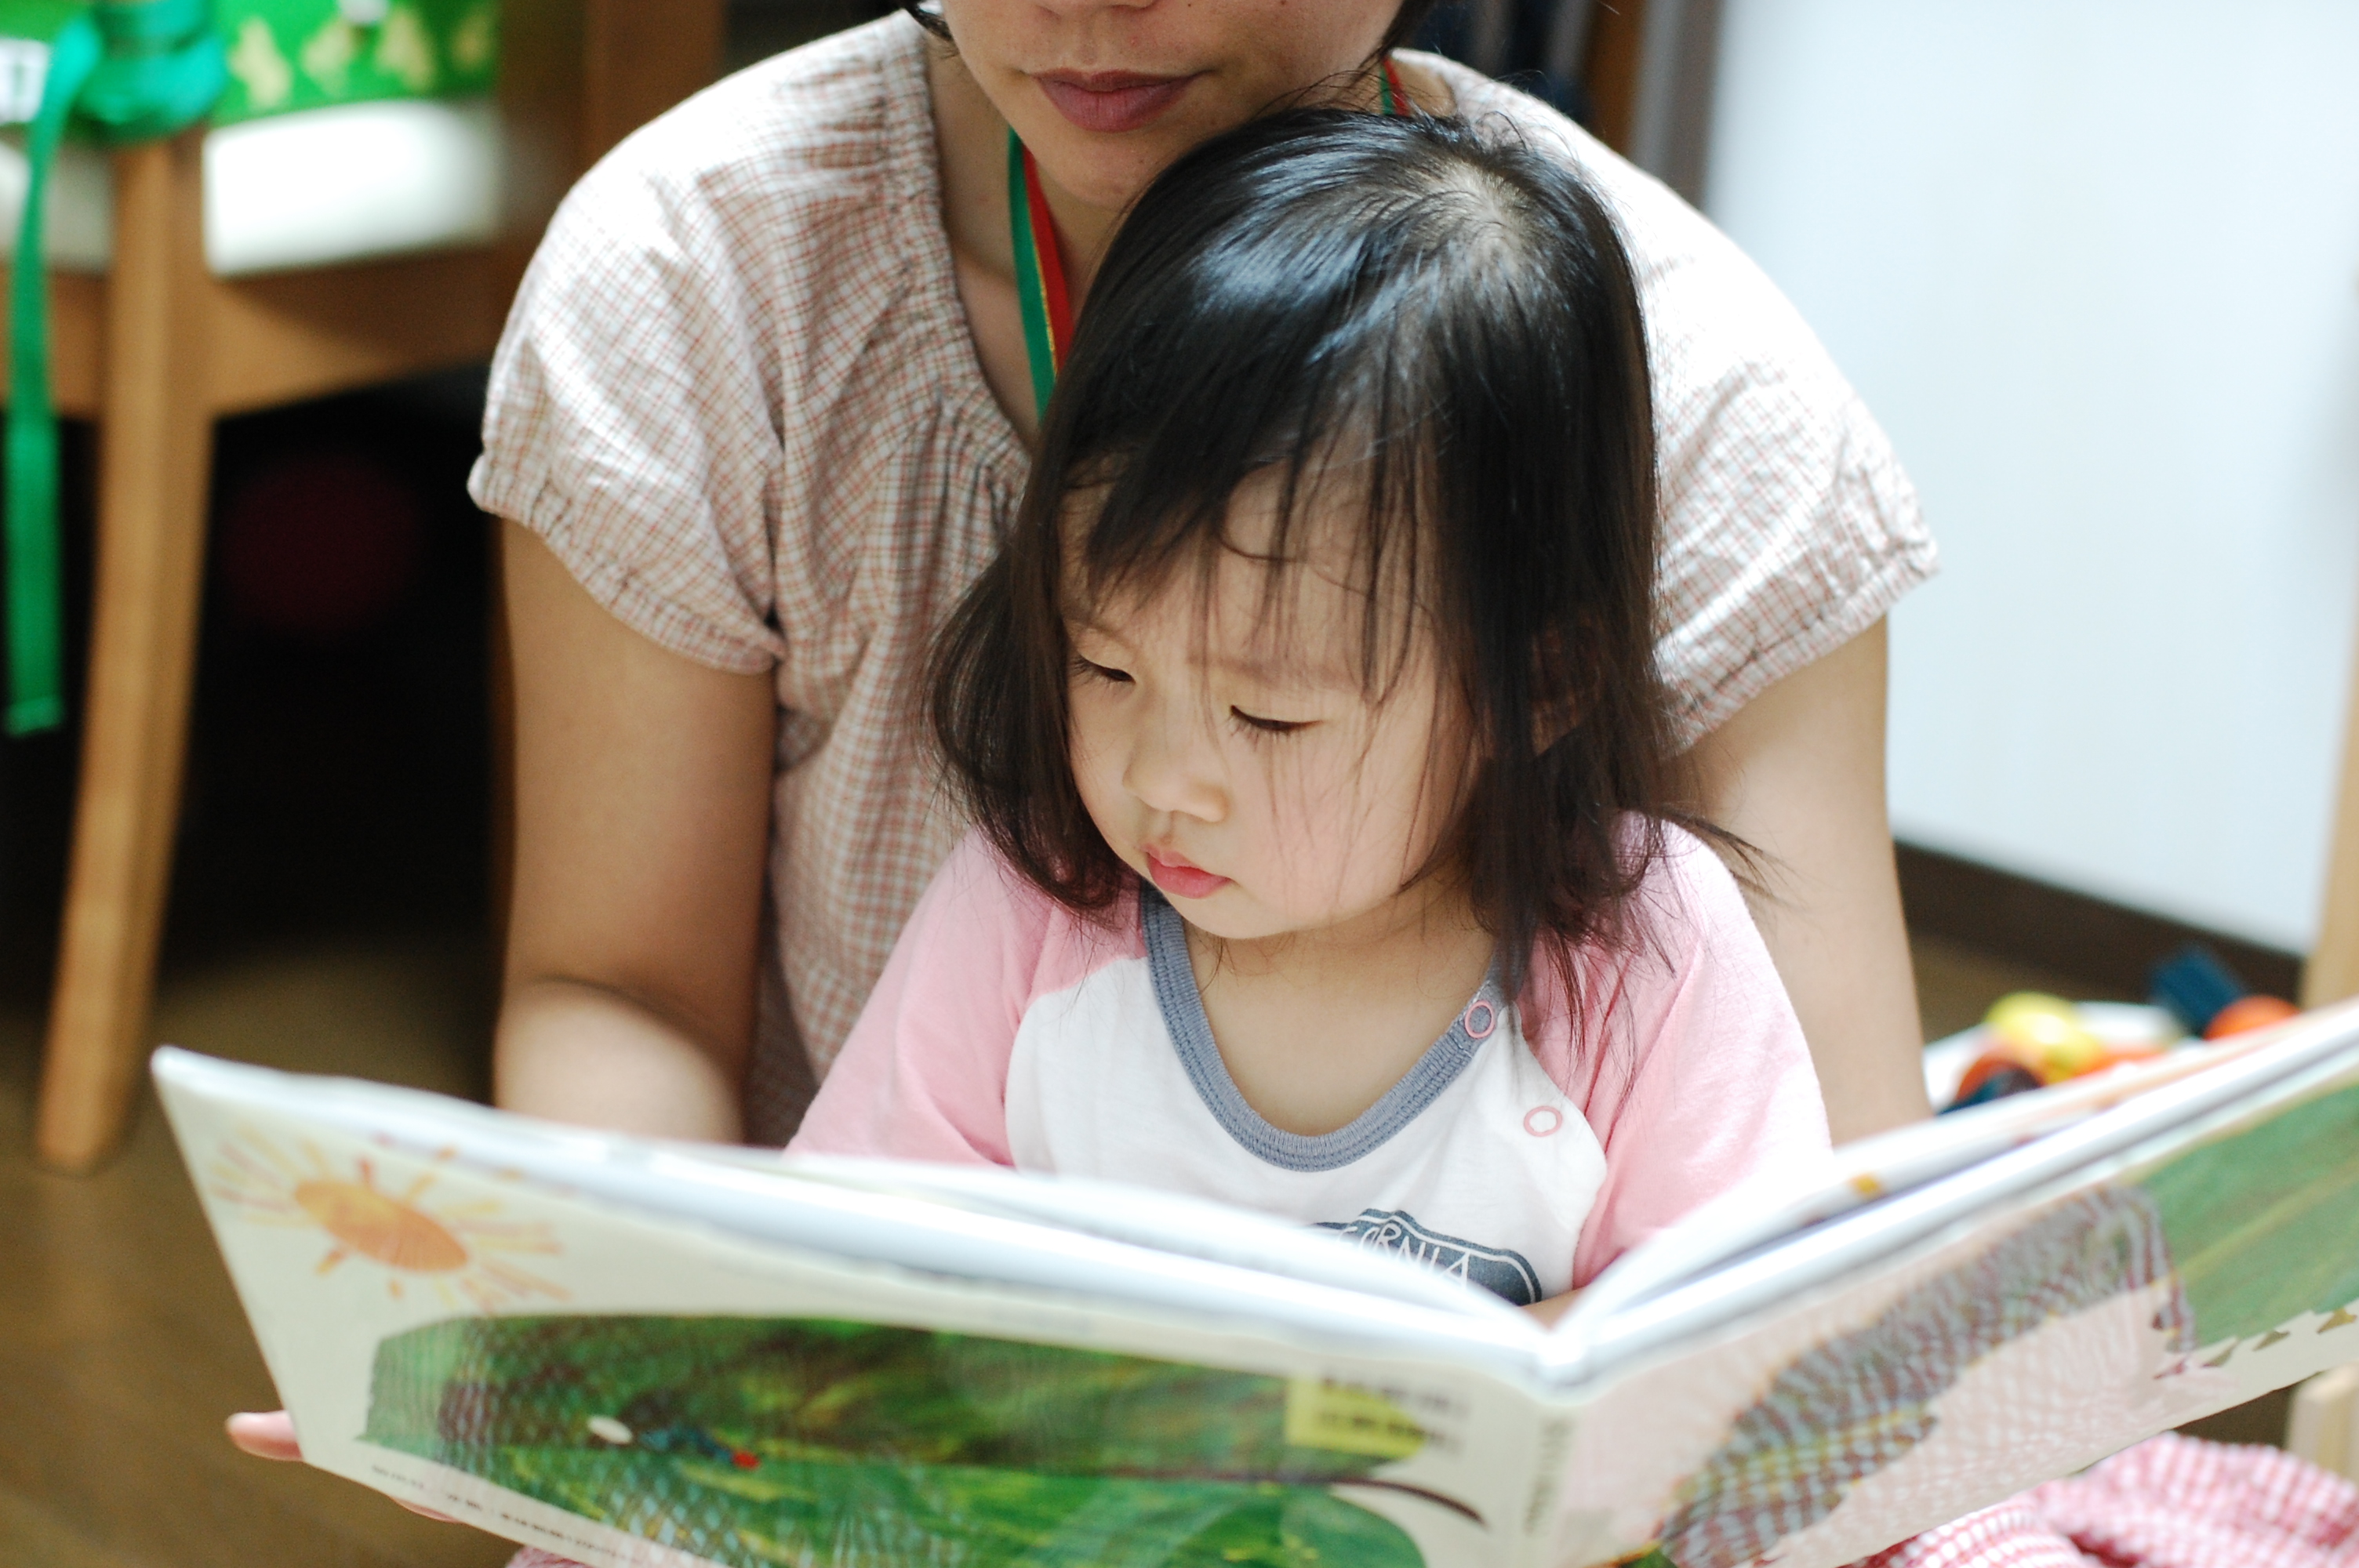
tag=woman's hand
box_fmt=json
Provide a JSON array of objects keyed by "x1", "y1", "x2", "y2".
[
  {"x1": 1685, "y1": 619, "x2": 1931, "y2": 1142},
  {"x1": 226, "y1": 1411, "x2": 457, "y2": 1522},
  {"x1": 225, "y1": 1410, "x2": 301, "y2": 1461},
  {"x1": 496, "y1": 521, "x2": 780, "y2": 1142}
]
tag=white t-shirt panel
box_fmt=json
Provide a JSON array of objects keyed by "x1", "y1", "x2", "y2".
[{"x1": 1006, "y1": 892, "x2": 1606, "y2": 1304}]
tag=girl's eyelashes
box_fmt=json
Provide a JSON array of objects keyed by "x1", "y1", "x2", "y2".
[
  {"x1": 1231, "y1": 708, "x2": 1309, "y2": 738},
  {"x1": 1068, "y1": 650, "x2": 1308, "y2": 737},
  {"x1": 1070, "y1": 655, "x2": 1132, "y2": 685}
]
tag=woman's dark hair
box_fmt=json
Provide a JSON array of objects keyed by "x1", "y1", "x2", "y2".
[
  {"x1": 899, "y1": 1, "x2": 1446, "y2": 60},
  {"x1": 932, "y1": 108, "x2": 1690, "y2": 1002}
]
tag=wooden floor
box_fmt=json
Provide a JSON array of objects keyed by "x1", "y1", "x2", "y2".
[
  {"x1": 0, "y1": 927, "x2": 2284, "y2": 1563},
  {"x1": 0, "y1": 934, "x2": 513, "y2": 1568}
]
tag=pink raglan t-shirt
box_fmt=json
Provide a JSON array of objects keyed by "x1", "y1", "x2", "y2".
[{"x1": 790, "y1": 824, "x2": 1830, "y2": 1303}]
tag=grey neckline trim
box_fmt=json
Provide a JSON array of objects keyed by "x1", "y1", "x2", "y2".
[{"x1": 1140, "y1": 887, "x2": 1503, "y2": 1173}]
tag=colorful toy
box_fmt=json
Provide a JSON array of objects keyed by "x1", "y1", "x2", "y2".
[
  {"x1": 1936, "y1": 944, "x2": 2306, "y2": 1115},
  {"x1": 2205, "y1": 994, "x2": 2301, "y2": 1040},
  {"x1": 1938, "y1": 993, "x2": 2180, "y2": 1113},
  {"x1": 1946, "y1": 1055, "x2": 2043, "y2": 1111},
  {"x1": 1984, "y1": 992, "x2": 2108, "y2": 1079},
  {"x1": 2148, "y1": 943, "x2": 2297, "y2": 1039}
]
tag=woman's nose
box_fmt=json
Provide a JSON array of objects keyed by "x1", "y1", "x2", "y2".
[{"x1": 1121, "y1": 704, "x2": 1225, "y2": 822}]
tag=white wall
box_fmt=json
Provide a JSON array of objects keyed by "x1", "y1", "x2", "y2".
[{"x1": 1705, "y1": 0, "x2": 2359, "y2": 951}]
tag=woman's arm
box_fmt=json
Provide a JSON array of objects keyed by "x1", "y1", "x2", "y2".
[
  {"x1": 1682, "y1": 619, "x2": 1930, "y2": 1143},
  {"x1": 497, "y1": 518, "x2": 778, "y2": 1141}
]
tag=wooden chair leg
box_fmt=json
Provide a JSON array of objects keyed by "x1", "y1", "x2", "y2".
[
  {"x1": 35, "y1": 132, "x2": 214, "y2": 1171},
  {"x1": 2306, "y1": 615, "x2": 2359, "y2": 1007}
]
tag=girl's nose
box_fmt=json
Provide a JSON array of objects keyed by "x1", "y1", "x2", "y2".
[{"x1": 1121, "y1": 705, "x2": 1225, "y2": 822}]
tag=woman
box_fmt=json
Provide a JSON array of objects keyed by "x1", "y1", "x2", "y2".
[{"x1": 230, "y1": 0, "x2": 1933, "y2": 1465}]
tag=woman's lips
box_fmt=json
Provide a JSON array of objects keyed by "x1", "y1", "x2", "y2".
[
  {"x1": 1145, "y1": 853, "x2": 1230, "y2": 900},
  {"x1": 1034, "y1": 71, "x2": 1196, "y2": 136}
]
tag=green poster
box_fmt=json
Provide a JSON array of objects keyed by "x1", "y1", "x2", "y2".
[{"x1": 0, "y1": 0, "x2": 496, "y2": 124}]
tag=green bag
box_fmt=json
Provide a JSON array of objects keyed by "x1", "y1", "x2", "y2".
[{"x1": 0, "y1": 0, "x2": 500, "y2": 735}]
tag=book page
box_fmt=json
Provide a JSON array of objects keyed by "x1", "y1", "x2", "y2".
[
  {"x1": 158, "y1": 1050, "x2": 1570, "y2": 1568},
  {"x1": 779, "y1": 1152, "x2": 1536, "y2": 1326},
  {"x1": 1558, "y1": 1000, "x2": 2359, "y2": 1375},
  {"x1": 1540, "y1": 1009, "x2": 2359, "y2": 1568}
]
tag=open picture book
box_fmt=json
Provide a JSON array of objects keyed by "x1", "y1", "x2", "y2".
[{"x1": 156, "y1": 999, "x2": 2359, "y2": 1568}]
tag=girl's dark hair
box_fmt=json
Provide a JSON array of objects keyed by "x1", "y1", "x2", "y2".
[
  {"x1": 933, "y1": 108, "x2": 1691, "y2": 1003},
  {"x1": 900, "y1": 1, "x2": 1446, "y2": 60}
]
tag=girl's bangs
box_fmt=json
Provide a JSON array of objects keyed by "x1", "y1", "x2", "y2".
[{"x1": 1059, "y1": 321, "x2": 1444, "y2": 704}]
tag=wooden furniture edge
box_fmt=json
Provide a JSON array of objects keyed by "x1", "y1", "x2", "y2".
[
  {"x1": 36, "y1": 134, "x2": 214, "y2": 1171},
  {"x1": 2288, "y1": 1363, "x2": 2359, "y2": 1482},
  {"x1": 2303, "y1": 616, "x2": 2359, "y2": 1007}
]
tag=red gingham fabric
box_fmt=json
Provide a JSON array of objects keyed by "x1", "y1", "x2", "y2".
[
  {"x1": 1854, "y1": 1436, "x2": 2359, "y2": 1568},
  {"x1": 471, "y1": 16, "x2": 1938, "y2": 1139},
  {"x1": 503, "y1": 1438, "x2": 2358, "y2": 1568}
]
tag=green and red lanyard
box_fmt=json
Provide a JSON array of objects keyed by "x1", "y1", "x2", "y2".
[{"x1": 1008, "y1": 57, "x2": 1411, "y2": 426}]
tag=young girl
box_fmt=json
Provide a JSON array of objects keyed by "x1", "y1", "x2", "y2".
[{"x1": 787, "y1": 108, "x2": 1830, "y2": 1315}]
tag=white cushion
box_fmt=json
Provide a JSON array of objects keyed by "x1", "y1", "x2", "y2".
[{"x1": 0, "y1": 95, "x2": 500, "y2": 277}]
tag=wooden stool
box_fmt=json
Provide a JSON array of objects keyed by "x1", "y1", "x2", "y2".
[{"x1": 29, "y1": 0, "x2": 724, "y2": 1171}]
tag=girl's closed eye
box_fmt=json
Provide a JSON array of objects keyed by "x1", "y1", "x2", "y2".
[
  {"x1": 1071, "y1": 655, "x2": 1132, "y2": 685},
  {"x1": 1230, "y1": 706, "x2": 1309, "y2": 738},
  {"x1": 1071, "y1": 642, "x2": 1310, "y2": 735}
]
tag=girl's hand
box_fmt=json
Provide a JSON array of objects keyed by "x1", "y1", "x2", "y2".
[{"x1": 226, "y1": 1411, "x2": 458, "y2": 1523}]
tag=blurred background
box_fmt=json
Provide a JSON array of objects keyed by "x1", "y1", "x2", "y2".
[{"x1": 2, "y1": 0, "x2": 2354, "y2": 1562}]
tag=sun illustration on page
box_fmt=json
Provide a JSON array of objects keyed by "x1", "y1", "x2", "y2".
[{"x1": 207, "y1": 1129, "x2": 567, "y2": 1310}]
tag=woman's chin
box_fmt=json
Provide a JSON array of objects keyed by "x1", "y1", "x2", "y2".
[{"x1": 1027, "y1": 136, "x2": 1184, "y2": 212}]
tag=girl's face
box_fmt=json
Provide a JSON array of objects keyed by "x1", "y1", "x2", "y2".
[
  {"x1": 936, "y1": 0, "x2": 1399, "y2": 211},
  {"x1": 1064, "y1": 477, "x2": 1470, "y2": 946}
]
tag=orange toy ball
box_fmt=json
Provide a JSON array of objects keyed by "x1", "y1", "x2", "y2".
[
  {"x1": 1954, "y1": 1050, "x2": 2039, "y2": 1102},
  {"x1": 2205, "y1": 995, "x2": 2300, "y2": 1040}
]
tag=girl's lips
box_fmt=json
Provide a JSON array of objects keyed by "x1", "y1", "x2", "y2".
[
  {"x1": 1034, "y1": 72, "x2": 1196, "y2": 136},
  {"x1": 1145, "y1": 854, "x2": 1230, "y2": 900}
]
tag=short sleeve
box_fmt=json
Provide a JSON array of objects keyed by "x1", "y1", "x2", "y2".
[
  {"x1": 1640, "y1": 234, "x2": 1936, "y2": 741},
  {"x1": 469, "y1": 99, "x2": 787, "y2": 675},
  {"x1": 1557, "y1": 829, "x2": 1833, "y2": 1286},
  {"x1": 787, "y1": 834, "x2": 1057, "y2": 1166}
]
